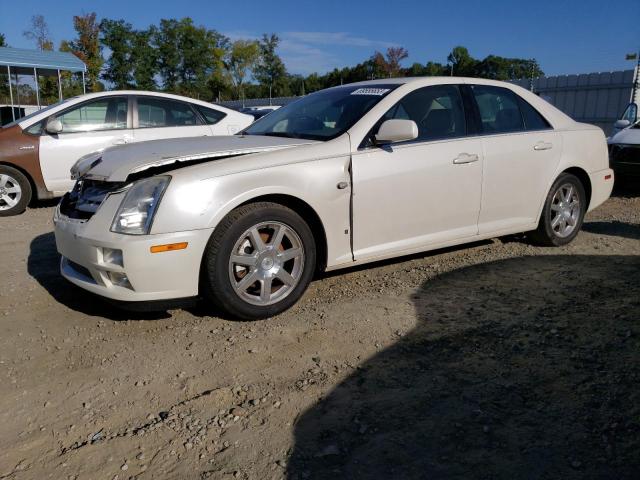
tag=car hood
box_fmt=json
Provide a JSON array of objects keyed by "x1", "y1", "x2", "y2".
[
  {"x1": 72, "y1": 135, "x2": 318, "y2": 182},
  {"x1": 608, "y1": 125, "x2": 640, "y2": 145}
]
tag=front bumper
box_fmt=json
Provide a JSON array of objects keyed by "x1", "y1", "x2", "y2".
[
  {"x1": 609, "y1": 143, "x2": 640, "y2": 178},
  {"x1": 54, "y1": 200, "x2": 214, "y2": 302}
]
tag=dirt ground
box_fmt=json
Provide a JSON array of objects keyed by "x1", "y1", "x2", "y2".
[{"x1": 1, "y1": 185, "x2": 639, "y2": 480}]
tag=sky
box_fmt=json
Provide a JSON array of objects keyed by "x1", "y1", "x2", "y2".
[{"x1": 0, "y1": 0, "x2": 638, "y2": 77}]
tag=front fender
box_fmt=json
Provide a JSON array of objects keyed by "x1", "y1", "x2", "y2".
[{"x1": 151, "y1": 156, "x2": 354, "y2": 268}]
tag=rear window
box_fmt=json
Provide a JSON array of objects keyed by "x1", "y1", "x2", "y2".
[
  {"x1": 196, "y1": 105, "x2": 227, "y2": 125},
  {"x1": 471, "y1": 85, "x2": 524, "y2": 134},
  {"x1": 518, "y1": 97, "x2": 551, "y2": 130},
  {"x1": 137, "y1": 97, "x2": 201, "y2": 128}
]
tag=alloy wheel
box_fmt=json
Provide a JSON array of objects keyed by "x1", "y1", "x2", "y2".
[
  {"x1": 228, "y1": 221, "x2": 305, "y2": 306},
  {"x1": 0, "y1": 174, "x2": 22, "y2": 211},
  {"x1": 550, "y1": 183, "x2": 581, "y2": 238}
]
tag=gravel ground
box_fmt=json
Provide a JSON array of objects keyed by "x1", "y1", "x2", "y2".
[{"x1": 0, "y1": 186, "x2": 639, "y2": 480}]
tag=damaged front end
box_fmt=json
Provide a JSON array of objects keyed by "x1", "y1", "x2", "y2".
[{"x1": 59, "y1": 178, "x2": 127, "y2": 220}]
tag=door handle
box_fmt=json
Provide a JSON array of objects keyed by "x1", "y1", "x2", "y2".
[
  {"x1": 113, "y1": 136, "x2": 132, "y2": 145},
  {"x1": 534, "y1": 141, "x2": 553, "y2": 151},
  {"x1": 453, "y1": 153, "x2": 479, "y2": 164}
]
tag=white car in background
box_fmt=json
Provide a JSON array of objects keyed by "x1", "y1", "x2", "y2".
[
  {"x1": 54, "y1": 77, "x2": 613, "y2": 319},
  {"x1": 608, "y1": 102, "x2": 640, "y2": 179},
  {"x1": 0, "y1": 91, "x2": 253, "y2": 215}
]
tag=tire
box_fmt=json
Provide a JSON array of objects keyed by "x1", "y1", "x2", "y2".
[
  {"x1": 0, "y1": 165, "x2": 32, "y2": 217},
  {"x1": 528, "y1": 173, "x2": 586, "y2": 246},
  {"x1": 202, "y1": 202, "x2": 316, "y2": 320}
]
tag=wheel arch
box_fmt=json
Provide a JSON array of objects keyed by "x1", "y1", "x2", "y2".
[
  {"x1": 534, "y1": 166, "x2": 594, "y2": 227},
  {"x1": 562, "y1": 166, "x2": 592, "y2": 208},
  {"x1": 234, "y1": 193, "x2": 329, "y2": 272}
]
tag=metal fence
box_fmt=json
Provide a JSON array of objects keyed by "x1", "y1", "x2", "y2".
[
  {"x1": 512, "y1": 68, "x2": 638, "y2": 135},
  {"x1": 218, "y1": 96, "x2": 300, "y2": 110}
]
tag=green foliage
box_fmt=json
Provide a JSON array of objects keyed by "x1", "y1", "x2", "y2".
[
  {"x1": 100, "y1": 19, "x2": 134, "y2": 89},
  {"x1": 447, "y1": 46, "x2": 477, "y2": 76},
  {"x1": 254, "y1": 34, "x2": 288, "y2": 97},
  {"x1": 130, "y1": 27, "x2": 158, "y2": 90},
  {"x1": 42, "y1": 12, "x2": 546, "y2": 101},
  {"x1": 154, "y1": 17, "x2": 228, "y2": 98},
  {"x1": 225, "y1": 40, "x2": 261, "y2": 99},
  {"x1": 0, "y1": 33, "x2": 6, "y2": 47}
]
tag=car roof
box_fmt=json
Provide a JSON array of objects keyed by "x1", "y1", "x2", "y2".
[{"x1": 16, "y1": 90, "x2": 250, "y2": 128}]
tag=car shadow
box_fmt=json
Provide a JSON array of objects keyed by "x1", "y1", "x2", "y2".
[
  {"x1": 28, "y1": 232, "x2": 172, "y2": 320},
  {"x1": 286, "y1": 254, "x2": 640, "y2": 480},
  {"x1": 612, "y1": 181, "x2": 640, "y2": 198},
  {"x1": 582, "y1": 221, "x2": 640, "y2": 240}
]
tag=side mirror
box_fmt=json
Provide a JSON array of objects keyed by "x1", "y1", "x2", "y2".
[
  {"x1": 375, "y1": 119, "x2": 418, "y2": 144},
  {"x1": 614, "y1": 119, "x2": 631, "y2": 130},
  {"x1": 45, "y1": 117, "x2": 63, "y2": 134}
]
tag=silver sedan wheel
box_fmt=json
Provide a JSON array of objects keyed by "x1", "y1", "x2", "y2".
[
  {"x1": 228, "y1": 221, "x2": 305, "y2": 306},
  {"x1": 550, "y1": 183, "x2": 580, "y2": 238},
  {"x1": 0, "y1": 174, "x2": 22, "y2": 211}
]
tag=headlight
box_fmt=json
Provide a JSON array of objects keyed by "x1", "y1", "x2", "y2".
[{"x1": 111, "y1": 176, "x2": 170, "y2": 235}]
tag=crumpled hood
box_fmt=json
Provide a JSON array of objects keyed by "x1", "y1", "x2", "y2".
[
  {"x1": 608, "y1": 125, "x2": 640, "y2": 145},
  {"x1": 72, "y1": 135, "x2": 318, "y2": 182}
]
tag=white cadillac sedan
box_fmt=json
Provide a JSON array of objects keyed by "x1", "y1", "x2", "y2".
[{"x1": 54, "y1": 77, "x2": 613, "y2": 319}]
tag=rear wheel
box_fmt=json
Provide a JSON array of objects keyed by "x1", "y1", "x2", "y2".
[
  {"x1": 528, "y1": 173, "x2": 586, "y2": 246},
  {"x1": 0, "y1": 165, "x2": 32, "y2": 217},
  {"x1": 202, "y1": 202, "x2": 316, "y2": 320}
]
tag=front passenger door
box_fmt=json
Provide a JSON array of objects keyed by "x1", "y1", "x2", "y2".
[
  {"x1": 351, "y1": 84, "x2": 484, "y2": 262},
  {"x1": 39, "y1": 96, "x2": 132, "y2": 193}
]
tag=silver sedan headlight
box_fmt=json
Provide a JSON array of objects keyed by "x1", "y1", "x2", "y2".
[{"x1": 111, "y1": 176, "x2": 170, "y2": 235}]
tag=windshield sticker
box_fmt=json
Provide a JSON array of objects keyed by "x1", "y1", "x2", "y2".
[{"x1": 350, "y1": 88, "x2": 391, "y2": 96}]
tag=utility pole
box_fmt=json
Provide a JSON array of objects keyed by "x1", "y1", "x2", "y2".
[{"x1": 627, "y1": 51, "x2": 640, "y2": 104}]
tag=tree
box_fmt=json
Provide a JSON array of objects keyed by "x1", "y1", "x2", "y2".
[
  {"x1": 225, "y1": 40, "x2": 260, "y2": 99},
  {"x1": 130, "y1": 27, "x2": 158, "y2": 90},
  {"x1": 155, "y1": 19, "x2": 181, "y2": 91},
  {"x1": 23, "y1": 15, "x2": 53, "y2": 51},
  {"x1": 0, "y1": 33, "x2": 6, "y2": 47},
  {"x1": 254, "y1": 34, "x2": 288, "y2": 98},
  {"x1": 447, "y1": 46, "x2": 477, "y2": 76},
  {"x1": 61, "y1": 13, "x2": 104, "y2": 92},
  {"x1": 372, "y1": 47, "x2": 409, "y2": 77},
  {"x1": 154, "y1": 18, "x2": 227, "y2": 97},
  {"x1": 476, "y1": 55, "x2": 543, "y2": 80},
  {"x1": 385, "y1": 47, "x2": 409, "y2": 77},
  {"x1": 100, "y1": 19, "x2": 134, "y2": 89}
]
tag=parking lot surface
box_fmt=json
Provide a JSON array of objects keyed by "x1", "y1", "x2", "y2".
[{"x1": 1, "y1": 188, "x2": 639, "y2": 479}]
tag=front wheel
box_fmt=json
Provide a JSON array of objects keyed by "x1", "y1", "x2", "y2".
[
  {"x1": 528, "y1": 173, "x2": 586, "y2": 246},
  {"x1": 202, "y1": 202, "x2": 316, "y2": 320}
]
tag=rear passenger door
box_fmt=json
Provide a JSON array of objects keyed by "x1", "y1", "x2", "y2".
[
  {"x1": 131, "y1": 96, "x2": 211, "y2": 143},
  {"x1": 468, "y1": 85, "x2": 562, "y2": 234}
]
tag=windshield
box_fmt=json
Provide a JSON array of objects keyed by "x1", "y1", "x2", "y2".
[
  {"x1": 2, "y1": 98, "x2": 74, "y2": 129},
  {"x1": 243, "y1": 84, "x2": 400, "y2": 141}
]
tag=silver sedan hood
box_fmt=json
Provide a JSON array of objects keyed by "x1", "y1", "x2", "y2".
[
  {"x1": 608, "y1": 126, "x2": 640, "y2": 145},
  {"x1": 72, "y1": 135, "x2": 318, "y2": 182}
]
